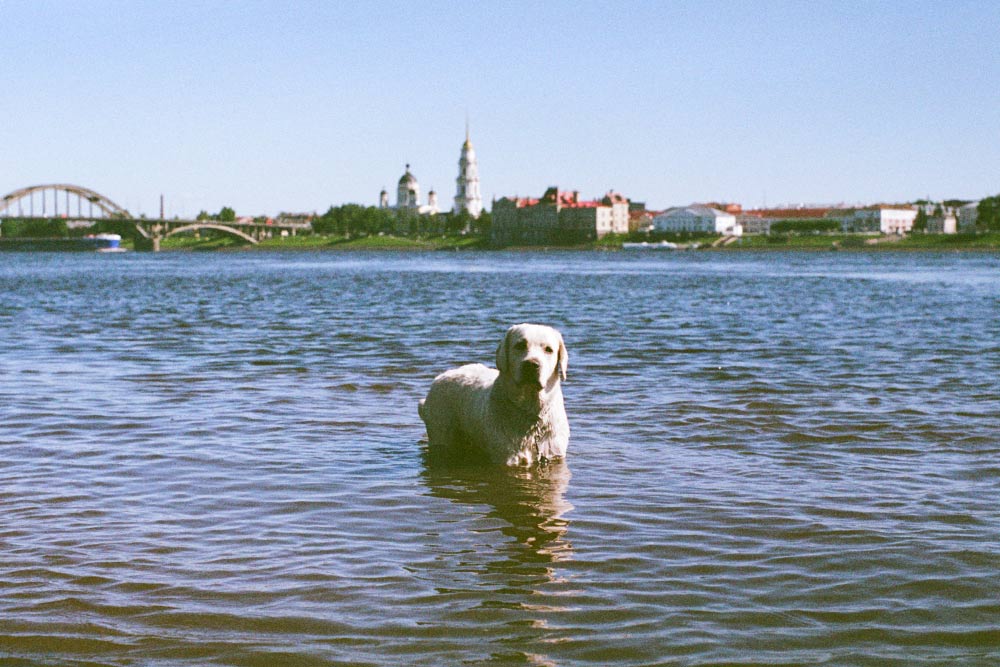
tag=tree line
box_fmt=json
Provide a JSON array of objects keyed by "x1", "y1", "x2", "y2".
[
  {"x1": 769, "y1": 219, "x2": 842, "y2": 234},
  {"x1": 0, "y1": 206, "x2": 494, "y2": 240},
  {"x1": 0, "y1": 217, "x2": 135, "y2": 238},
  {"x1": 977, "y1": 195, "x2": 1000, "y2": 231},
  {"x1": 310, "y1": 205, "x2": 491, "y2": 238}
]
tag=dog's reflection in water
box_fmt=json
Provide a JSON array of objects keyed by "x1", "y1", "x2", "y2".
[{"x1": 420, "y1": 457, "x2": 573, "y2": 583}]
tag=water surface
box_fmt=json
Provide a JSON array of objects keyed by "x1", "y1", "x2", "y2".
[{"x1": 2, "y1": 250, "x2": 999, "y2": 665}]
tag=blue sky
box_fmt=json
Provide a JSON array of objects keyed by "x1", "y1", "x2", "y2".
[{"x1": 2, "y1": 1, "x2": 998, "y2": 217}]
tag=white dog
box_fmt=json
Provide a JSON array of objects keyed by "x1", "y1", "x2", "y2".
[{"x1": 419, "y1": 324, "x2": 569, "y2": 466}]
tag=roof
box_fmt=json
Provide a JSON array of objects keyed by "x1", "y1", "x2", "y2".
[
  {"x1": 655, "y1": 204, "x2": 734, "y2": 219},
  {"x1": 543, "y1": 187, "x2": 612, "y2": 209},
  {"x1": 743, "y1": 207, "x2": 833, "y2": 219},
  {"x1": 499, "y1": 187, "x2": 629, "y2": 210},
  {"x1": 496, "y1": 196, "x2": 540, "y2": 208},
  {"x1": 398, "y1": 164, "x2": 417, "y2": 185},
  {"x1": 602, "y1": 190, "x2": 629, "y2": 205}
]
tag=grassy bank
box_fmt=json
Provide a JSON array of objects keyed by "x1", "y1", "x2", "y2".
[
  {"x1": 720, "y1": 232, "x2": 1000, "y2": 251},
  {"x1": 140, "y1": 231, "x2": 1000, "y2": 252},
  {"x1": 151, "y1": 233, "x2": 487, "y2": 252}
]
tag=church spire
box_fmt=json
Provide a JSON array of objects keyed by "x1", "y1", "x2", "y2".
[{"x1": 454, "y1": 122, "x2": 482, "y2": 219}]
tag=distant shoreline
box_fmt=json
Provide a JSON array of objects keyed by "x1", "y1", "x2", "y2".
[
  {"x1": 151, "y1": 232, "x2": 1000, "y2": 253},
  {"x1": 5, "y1": 232, "x2": 998, "y2": 253}
]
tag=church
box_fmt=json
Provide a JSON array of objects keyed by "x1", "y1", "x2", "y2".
[
  {"x1": 453, "y1": 125, "x2": 483, "y2": 218},
  {"x1": 378, "y1": 127, "x2": 483, "y2": 219},
  {"x1": 379, "y1": 164, "x2": 440, "y2": 215}
]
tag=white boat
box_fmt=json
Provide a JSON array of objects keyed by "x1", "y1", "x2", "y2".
[
  {"x1": 622, "y1": 240, "x2": 678, "y2": 250},
  {"x1": 92, "y1": 233, "x2": 124, "y2": 252}
]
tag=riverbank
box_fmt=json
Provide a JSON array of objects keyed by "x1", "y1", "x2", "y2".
[
  {"x1": 155, "y1": 233, "x2": 488, "y2": 252},
  {"x1": 724, "y1": 232, "x2": 1000, "y2": 251},
  {"x1": 132, "y1": 231, "x2": 1000, "y2": 252}
]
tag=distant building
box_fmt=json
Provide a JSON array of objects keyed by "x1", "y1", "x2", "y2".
[
  {"x1": 704, "y1": 202, "x2": 743, "y2": 215},
  {"x1": 276, "y1": 212, "x2": 313, "y2": 225},
  {"x1": 491, "y1": 187, "x2": 630, "y2": 245},
  {"x1": 739, "y1": 207, "x2": 839, "y2": 235},
  {"x1": 738, "y1": 217, "x2": 770, "y2": 235},
  {"x1": 453, "y1": 126, "x2": 483, "y2": 219},
  {"x1": 652, "y1": 204, "x2": 742, "y2": 236},
  {"x1": 841, "y1": 207, "x2": 917, "y2": 235},
  {"x1": 926, "y1": 213, "x2": 958, "y2": 234},
  {"x1": 379, "y1": 164, "x2": 440, "y2": 216},
  {"x1": 601, "y1": 191, "x2": 631, "y2": 234},
  {"x1": 958, "y1": 202, "x2": 979, "y2": 232},
  {"x1": 629, "y1": 203, "x2": 654, "y2": 233}
]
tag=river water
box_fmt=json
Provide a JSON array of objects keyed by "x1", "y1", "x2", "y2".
[{"x1": 1, "y1": 250, "x2": 998, "y2": 666}]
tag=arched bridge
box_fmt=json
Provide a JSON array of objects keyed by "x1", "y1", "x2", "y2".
[
  {"x1": 1, "y1": 183, "x2": 131, "y2": 219},
  {"x1": 1, "y1": 183, "x2": 310, "y2": 251}
]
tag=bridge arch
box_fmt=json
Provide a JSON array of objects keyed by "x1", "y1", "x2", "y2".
[
  {"x1": 0, "y1": 184, "x2": 131, "y2": 218},
  {"x1": 163, "y1": 223, "x2": 259, "y2": 245}
]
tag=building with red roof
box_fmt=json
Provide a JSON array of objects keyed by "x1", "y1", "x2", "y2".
[{"x1": 492, "y1": 187, "x2": 630, "y2": 245}]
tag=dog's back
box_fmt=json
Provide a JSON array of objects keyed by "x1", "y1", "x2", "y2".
[{"x1": 419, "y1": 363, "x2": 496, "y2": 455}]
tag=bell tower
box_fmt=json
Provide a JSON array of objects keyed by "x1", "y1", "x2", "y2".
[{"x1": 454, "y1": 122, "x2": 483, "y2": 219}]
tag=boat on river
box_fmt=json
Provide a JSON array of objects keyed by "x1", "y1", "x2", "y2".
[{"x1": 622, "y1": 240, "x2": 678, "y2": 250}]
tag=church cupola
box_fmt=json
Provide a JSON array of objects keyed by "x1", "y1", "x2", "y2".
[{"x1": 397, "y1": 164, "x2": 421, "y2": 209}]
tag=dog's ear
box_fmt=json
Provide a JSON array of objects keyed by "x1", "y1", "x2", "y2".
[
  {"x1": 557, "y1": 335, "x2": 568, "y2": 381},
  {"x1": 496, "y1": 327, "x2": 513, "y2": 374}
]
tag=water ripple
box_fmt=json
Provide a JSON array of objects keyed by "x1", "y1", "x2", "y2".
[{"x1": 2, "y1": 251, "x2": 999, "y2": 665}]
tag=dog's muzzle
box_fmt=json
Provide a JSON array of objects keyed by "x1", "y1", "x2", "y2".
[{"x1": 519, "y1": 359, "x2": 543, "y2": 387}]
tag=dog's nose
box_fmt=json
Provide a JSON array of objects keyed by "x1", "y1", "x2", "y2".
[{"x1": 520, "y1": 359, "x2": 541, "y2": 380}]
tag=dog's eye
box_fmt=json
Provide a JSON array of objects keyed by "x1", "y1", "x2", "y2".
[{"x1": 544, "y1": 346, "x2": 554, "y2": 354}]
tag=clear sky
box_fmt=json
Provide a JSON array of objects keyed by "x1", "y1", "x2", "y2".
[{"x1": 2, "y1": 0, "x2": 998, "y2": 217}]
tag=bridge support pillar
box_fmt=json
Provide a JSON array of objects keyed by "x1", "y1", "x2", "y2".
[
  {"x1": 149, "y1": 223, "x2": 164, "y2": 252},
  {"x1": 133, "y1": 223, "x2": 164, "y2": 251}
]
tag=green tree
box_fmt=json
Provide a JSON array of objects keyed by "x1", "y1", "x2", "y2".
[
  {"x1": 311, "y1": 204, "x2": 398, "y2": 237},
  {"x1": 770, "y1": 219, "x2": 841, "y2": 234},
  {"x1": 447, "y1": 210, "x2": 473, "y2": 234},
  {"x1": 93, "y1": 218, "x2": 139, "y2": 239},
  {"x1": 312, "y1": 206, "x2": 337, "y2": 235},
  {"x1": 976, "y1": 196, "x2": 1000, "y2": 231},
  {"x1": 472, "y1": 210, "x2": 492, "y2": 237},
  {"x1": 913, "y1": 208, "x2": 928, "y2": 233},
  {"x1": 219, "y1": 206, "x2": 236, "y2": 222},
  {"x1": 1, "y1": 218, "x2": 69, "y2": 238}
]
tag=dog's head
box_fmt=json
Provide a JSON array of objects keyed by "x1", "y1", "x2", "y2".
[{"x1": 496, "y1": 323, "x2": 568, "y2": 395}]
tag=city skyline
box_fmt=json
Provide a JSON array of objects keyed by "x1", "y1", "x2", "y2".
[{"x1": 2, "y1": 1, "x2": 998, "y2": 218}]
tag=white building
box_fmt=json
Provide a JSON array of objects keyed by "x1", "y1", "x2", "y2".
[
  {"x1": 601, "y1": 191, "x2": 631, "y2": 235},
  {"x1": 453, "y1": 126, "x2": 483, "y2": 219},
  {"x1": 652, "y1": 204, "x2": 742, "y2": 236},
  {"x1": 844, "y1": 207, "x2": 918, "y2": 235},
  {"x1": 379, "y1": 164, "x2": 439, "y2": 215}
]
